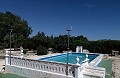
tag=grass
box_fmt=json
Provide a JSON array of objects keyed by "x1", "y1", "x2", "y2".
[
  {"x1": 0, "y1": 73, "x2": 26, "y2": 78},
  {"x1": 98, "y1": 59, "x2": 112, "y2": 78}
]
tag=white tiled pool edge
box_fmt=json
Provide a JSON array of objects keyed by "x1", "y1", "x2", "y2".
[{"x1": 89, "y1": 54, "x2": 103, "y2": 66}]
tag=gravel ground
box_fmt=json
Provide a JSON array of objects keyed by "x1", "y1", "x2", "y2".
[{"x1": 109, "y1": 56, "x2": 120, "y2": 78}]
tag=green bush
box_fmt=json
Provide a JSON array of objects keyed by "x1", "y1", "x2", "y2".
[
  {"x1": 23, "y1": 49, "x2": 28, "y2": 54},
  {"x1": 37, "y1": 46, "x2": 47, "y2": 55}
]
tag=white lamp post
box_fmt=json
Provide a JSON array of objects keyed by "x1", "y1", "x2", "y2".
[
  {"x1": 9, "y1": 29, "x2": 12, "y2": 65},
  {"x1": 66, "y1": 26, "x2": 72, "y2": 75}
]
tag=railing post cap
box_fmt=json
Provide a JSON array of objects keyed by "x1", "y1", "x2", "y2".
[
  {"x1": 86, "y1": 54, "x2": 88, "y2": 58},
  {"x1": 6, "y1": 50, "x2": 9, "y2": 54},
  {"x1": 76, "y1": 57, "x2": 80, "y2": 65},
  {"x1": 5, "y1": 51, "x2": 9, "y2": 56}
]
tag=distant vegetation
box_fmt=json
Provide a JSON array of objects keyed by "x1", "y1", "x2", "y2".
[
  {"x1": 0, "y1": 11, "x2": 120, "y2": 55},
  {"x1": 26, "y1": 32, "x2": 120, "y2": 54},
  {"x1": 37, "y1": 46, "x2": 47, "y2": 55}
]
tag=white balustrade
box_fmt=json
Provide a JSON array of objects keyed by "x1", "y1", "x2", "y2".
[{"x1": 7, "y1": 57, "x2": 78, "y2": 77}]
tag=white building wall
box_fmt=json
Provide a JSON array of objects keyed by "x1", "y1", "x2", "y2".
[{"x1": 76, "y1": 46, "x2": 83, "y2": 53}]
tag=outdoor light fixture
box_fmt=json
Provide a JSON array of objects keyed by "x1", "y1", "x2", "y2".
[
  {"x1": 9, "y1": 29, "x2": 12, "y2": 65},
  {"x1": 66, "y1": 26, "x2": 72, "y2": 76}
]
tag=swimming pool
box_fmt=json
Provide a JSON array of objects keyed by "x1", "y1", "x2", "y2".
[{"x1": 39, "y1": 53, "x2": 99, "y2": 64}]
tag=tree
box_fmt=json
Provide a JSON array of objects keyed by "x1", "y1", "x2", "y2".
[
  {"x1": 0, "y1": 11, "x2": 32, "y2": 49},
  {"x1": 54, "y1": 35, "x2": 68, "y2": 51},
  {"x1": 37, "y1": 46, "x2": 47, "y2": 55}
]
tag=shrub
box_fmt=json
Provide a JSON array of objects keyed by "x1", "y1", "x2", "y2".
[
  {"x1": 23, "y1": 49, "x2": 28, "y2": 54},
  {"x1": 37, "y1": 46, "x2": 47, "y2": 55}
]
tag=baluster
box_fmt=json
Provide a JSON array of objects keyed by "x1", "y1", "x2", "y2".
[
  {"x1": 63, "y1": 67, "x2": 66, "y2": 74},
  {"x1": 49, "y1": 65, "x2": 51, "y2": 71},
  {"x1": 41, "y1": 64, "x2": 43, "y2": 70},
  {"x1": 55, "y1": 67, "x2": 58, "y2": 72},
  {"x1": 34, "y1": 62, "x2": 36, "y2": 69},
  {"x1": 28, "y1": 61, "x2": 30, "y2": 67},
  {"x1": 37, "y1": 63, "x2": 39, "y2": 69},
  {"x1": 23, "y1": 60, "x2": 25, "y2": 66},
  {"x1": 60, "y1": 66, "x2": 62, "y2": 74},
  {"x1": 24, "y1": 60, "x2": 25, "y2": 67},
  {"x1": 36, "y1": 62, "x2": 38, "y2": 69},
  {"x1": 31, "y1": 61, "x2": 33, "y2": 68},
  {"x1": 28, "y1": 61, "x2": 30, "y2": 68},
  {"x1": 16, "y1": 58, "x2": 18, "y2": 65},
  {"x1": 20, "y1": 59, "x2": 22, "y2": 66},
  {"x1": 21, "y1": 60, "x2": 23, "y2": 66},
  {"x1": 32, "y1": 61, "x2": 34, "y2": 68},
  {"x1": 11, "y1": 58, "x2": 13, "y2": 65},
  {"x1": 14, "y1": 58, "x2": 16, "y2": 65},
  {"x1": 38, "y1": 62, "x2": 40, "y2": 69},
  {"x1": 44, "y1": 65, "x2": 45, "y2": 70},
  {"x1": 19, "y1": 59, "x2": 21, "y2": 66},
  {"x1": 46, "y1": 65, "x2": 48, "y2": 70},
  {"x1": 68, "y1": 66, "x2": 72, "y2": 76},
  {"x1": 13, "y1": 58, "x2": 15, "y2": 65},
  {"x1": 59, "y1": 67, "x2": 61, "y2": 73},
  {"x1": 52, "y1": 66, "x2": 54, "y2": 72},
  {"x1": 25, "y1": 60, "x2": 27, "y2": 67}
]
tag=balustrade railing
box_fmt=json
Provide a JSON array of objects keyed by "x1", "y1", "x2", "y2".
[{"x1": 7, "y1": 57, "x2": 79, "y2": 77}]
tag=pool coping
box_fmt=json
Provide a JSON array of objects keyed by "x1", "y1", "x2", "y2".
[
  {"x1": 89, "y1": 54, "x2": 103, "y2": 66},
  {"x1": 38, "y1": 52, "x2": 101, "y2": 66}
]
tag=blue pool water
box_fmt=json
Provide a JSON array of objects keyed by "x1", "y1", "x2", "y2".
[{"x1": 39, "y1": 53, "x2": 99, "y2": 64}]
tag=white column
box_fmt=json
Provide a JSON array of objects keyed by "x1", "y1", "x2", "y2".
[
  {"x1": 75, "y1": 57, "x2": 80, "y2": 78},
  {"x1": 103, "y1": 69, "x2": 106, "y2": 78},
  {"x1": 20, "y1": 52, "x2": 23, "y2": 58},
  {"x1": 5, "y1": 50, "x2": 9, "y2": 65},
  {"x1": 80, "y1": 46, "x2": 83, "y2": 53},
  {"x1": 84, "y1": 54, "x2": 89, "y2": 67},
  {"x1": 20, "y1": 46, "x2": 24, "y2": 58},
  {"x1": 76, "y1": 46, "x2": 79, "y2": 53}
]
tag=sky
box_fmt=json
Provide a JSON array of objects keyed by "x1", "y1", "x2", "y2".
[{"x1": 0, "y1": 0, "x2": 120, "y2": 40}]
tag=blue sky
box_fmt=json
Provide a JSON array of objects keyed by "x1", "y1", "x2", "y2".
[{"x1": 0, "y1": 0, "x2": 120, "y2": 40}]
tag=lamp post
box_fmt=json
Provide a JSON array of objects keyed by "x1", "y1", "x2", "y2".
[
  {"x1": 9, "y1": 29, "x2": 12, "y2": 65},
  {"x1": 66, "y1": 26, "x2": 72, "y2": 76}
]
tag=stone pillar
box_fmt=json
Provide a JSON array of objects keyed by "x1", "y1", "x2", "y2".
[
  {"x1": 20, "y1": 52, "x2": 23, "y2": 58},
  {"x1": 20, "y1": 46, "x2": 24, "y2": 58},
  {"x1": 76, "y1": 46, "x2": 79, "y2": 53},
  {"x1": 75, "y1": 57, "x2": 80, "y2": 78},
  {"x1": 84, "y1": 54, "x2": 89, "y2": 67},
  {"x1": 80, "y1": 46, "x2": 83, "y2": 53},
  {"x1": 5, "y1": 50, "x2": 9, "y2": 65}
]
